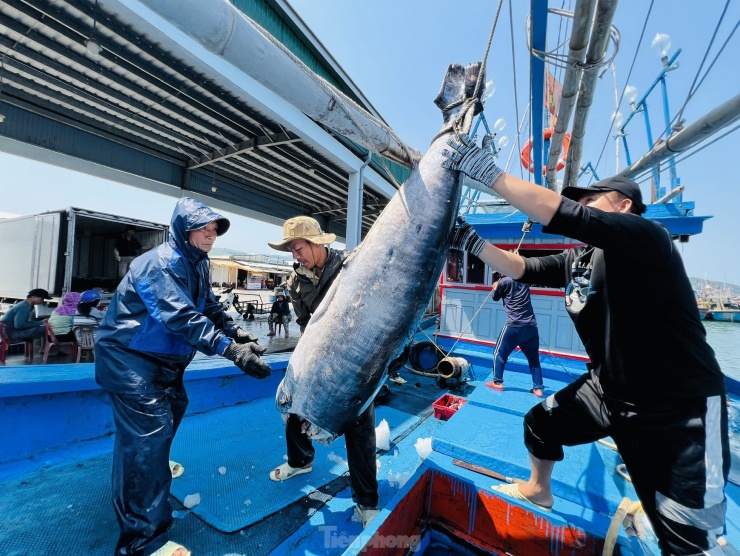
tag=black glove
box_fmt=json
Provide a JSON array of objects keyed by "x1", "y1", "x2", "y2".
[
  {"x1": 222, "y1": 342, "x2": 271, "y2": 379},
  {"x1": 450, "y1": 217, "x2": 486, "y2": 257},
  {"x1": 442, "y1": 133, "x2": 504, "y2": 187},
  {"x1": 232, "y1": 327, "x2": 258, "y2": 344}
]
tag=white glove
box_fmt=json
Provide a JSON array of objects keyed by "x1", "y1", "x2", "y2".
[
  {"x1": 442, "y1": 133, "x2": 504, "y2": 188},
  {"x1": 450, "y1": 217, "x2": 486, "y2": 257}
]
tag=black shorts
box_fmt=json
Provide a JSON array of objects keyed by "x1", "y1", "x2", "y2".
[{"x1": 523, "y1": 372, "x2": 730, "y2": 555}]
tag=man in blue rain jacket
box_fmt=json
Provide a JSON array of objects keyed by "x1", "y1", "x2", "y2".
[{"x1": 96, "y1": 197, "x2": 272, "y2": 556}]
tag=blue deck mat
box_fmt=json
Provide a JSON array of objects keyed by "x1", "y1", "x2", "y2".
[
  {"x1": 432, "y1": 386, "x2": 635, "y2": 516},
  {"x1": 169, "y1": 399, "x2": 421, "y2": 532},
  {"x1": 466, "y1": 370, "x2": 552, "y2": 416},
  {"x1": 275, "y1": 416, "x2": 447, "y2": 555}
]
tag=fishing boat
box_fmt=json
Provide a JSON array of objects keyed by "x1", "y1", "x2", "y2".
[
  {"x1": 696, "y1": 282, "x2": 740, "y2": 322},
  {"x1": 704, "y1": 303, "x2": 740, "y2": 323},
  {"x1": 1, "y1": 1, "x2": 739, "y2": 555}
]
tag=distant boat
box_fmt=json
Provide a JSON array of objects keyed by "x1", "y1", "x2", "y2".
[
  {"x1": 707, "y1": 310, "x2": 740, "y2": 323},
  {"x1": 697, "y1": 296, "x2": 740, "y2": 323}
]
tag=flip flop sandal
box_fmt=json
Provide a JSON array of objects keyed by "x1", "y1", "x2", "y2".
[
  {"x1": 269, "y1": 462, "x2": 312, "y2": 482},
  {"x1": 494, "y1": 482, "x2": 552, "y2": 510},
  {"x1": 169, "y1": 460, "x2": 184, "y2": 479},
  {"x1": 354, "y1": 504, "x2": 380, "y2": 528},
  {"x1": 151, "y1": 540, "x2": 191, "y2": 556}
]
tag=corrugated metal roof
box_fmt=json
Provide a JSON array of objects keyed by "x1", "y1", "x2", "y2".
[{"x1": 0, "y1": 0, "x2": 412, "y2": 239}]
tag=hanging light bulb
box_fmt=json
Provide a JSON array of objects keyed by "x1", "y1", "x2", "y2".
[
  {"x1": 493, "y1": 118, "x2": 506, "y2": 133},
  {"x1": 497, "y1": 135, "x2": 509, "y2": 150},
  {"x1": 651, "y1": 33, "x2": 672, "y2": 66},
  {"x1": 86, "y1": 0, "x2": 102, "y2": 60},
  {"x1": 86, "y1": 38, "x2": 101, "y2": 58},
  {"x1": 483, "y1": 80, "x2": 495, "y2": 103},
  {"x1": 625, "y1": 85, "x2": 639, "y2": 110}
]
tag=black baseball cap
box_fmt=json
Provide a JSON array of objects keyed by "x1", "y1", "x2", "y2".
[
  {"x1": 28, "y1": 288, "x2": 52, "y2": 299},
  {"x1": 561, "y1": 176, "x2": 646, "y2": 214}
]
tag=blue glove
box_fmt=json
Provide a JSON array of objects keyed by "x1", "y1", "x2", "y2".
[
  {"x1": 450, "y1": 217, "x2": 486, "y2": 257},
  {"x1": 442, "y1": 133, "x2": 504, "y2": 187},
  {"x1": 223, "y1": 342, "x2": 271, "y2": 379}
]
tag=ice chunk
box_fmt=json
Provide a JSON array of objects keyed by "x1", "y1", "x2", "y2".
[
  {"x1": 183, "y1": 493, "x2": 201, "y2": 508},
  {"x1": 375, "y1": 419, "x2": 391, "y2": 451},
  {"x1": 414, "y1": 437, "x2": 433, "y2": 459}
]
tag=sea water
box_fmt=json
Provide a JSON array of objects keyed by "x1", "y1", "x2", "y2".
[
  {"x1": 705, "y1": 321, "x2": 740, "y2": 381},
  {"x1": 708, "y1": 321, "x2": 740, "y2": 479}
]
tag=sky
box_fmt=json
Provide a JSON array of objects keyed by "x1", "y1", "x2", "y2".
[{"x1": 1, "y1": 0, "x2": 738, "y2": 283}]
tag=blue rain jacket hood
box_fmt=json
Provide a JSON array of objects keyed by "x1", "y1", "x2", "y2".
[
  {"x1": 95, "y1": 197, "x2": 236, "y2": 394},
  {"x1": 172, "y1": 197, "x2": 231, "y2": 261}
]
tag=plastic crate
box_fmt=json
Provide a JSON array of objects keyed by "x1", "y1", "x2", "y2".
[{"x1": 432, "y1": 393, "x2": 467, "y2": 421}]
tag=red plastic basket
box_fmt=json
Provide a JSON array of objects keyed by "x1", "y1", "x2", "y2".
[{"x1": 432, "y1": 393, "x2": 467, "y2": 421}]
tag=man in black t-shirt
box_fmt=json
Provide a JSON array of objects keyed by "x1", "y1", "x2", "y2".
[
  {"x1": 114, "y1": 226, "x2": 142, "y2": 280},
  {"x1": 442, "y1": 133, "x2": 729, "y2": 556}
]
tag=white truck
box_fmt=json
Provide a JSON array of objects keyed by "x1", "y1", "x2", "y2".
[{"x1": 0, "y1": 207, "x2": 168, "y2": 314}]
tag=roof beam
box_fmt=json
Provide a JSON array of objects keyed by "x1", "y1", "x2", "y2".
[{"x1": 187, "y1": 132, "x2": 300, "y2": 169}]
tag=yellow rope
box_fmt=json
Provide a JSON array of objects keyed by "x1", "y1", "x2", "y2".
[
  {"x1": 602, "y1": 497, "x2": 643, "y2": 556},
  {"x1": 598, "y1": 438, "x2": 618, "y2": 451}
]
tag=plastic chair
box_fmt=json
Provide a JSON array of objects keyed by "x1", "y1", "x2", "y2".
[
  {"x1": 276, "y1": 317, "x2": 291, "y2": 336},
  {"x1": 74, "y1": 326, "x2": 96, "y2": 362},
  {"x1": 0, "y1": 322, "x2": 35, "y2": 363},
  {"x1": 42, "y1": 321, "x2": 78, "y2": 364}
]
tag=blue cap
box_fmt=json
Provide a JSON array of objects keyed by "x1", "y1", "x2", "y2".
[{"x1": 80, "y1": 290, "x2": 101, "y2": 303}]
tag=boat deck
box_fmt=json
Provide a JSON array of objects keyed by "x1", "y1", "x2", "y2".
[
  {"x1": 2, "y1": 314, "x2": 739, "y2": 555},
  {"x1": 0, "y1": 316, "x2": 465, "y2": 555}
]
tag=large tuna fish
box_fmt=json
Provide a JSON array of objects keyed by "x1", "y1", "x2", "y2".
[{"x1": 276, "y1": 63, "x2": 484, "y2": 443}]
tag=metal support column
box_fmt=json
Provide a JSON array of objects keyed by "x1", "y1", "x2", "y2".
[{"x1": 346, "y1": 152, "x2": 371, "y2": 249}]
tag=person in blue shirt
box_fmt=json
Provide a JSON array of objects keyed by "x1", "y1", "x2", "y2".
[
  {"x1": 0, "y1": 288, "x2": 51, "y2": 340},
  {"x1": 489, "y1": 272, "x2": 543, "y2": 397},
  {"x1": 95, "y1": 197, "x2": 272, "y2": 556}
]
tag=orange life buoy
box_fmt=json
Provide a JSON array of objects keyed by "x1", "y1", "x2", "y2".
[{"x1": 520, "y1": 128, "x2": 571, "y2": 175}]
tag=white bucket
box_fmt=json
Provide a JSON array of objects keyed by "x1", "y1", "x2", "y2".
[{"x1": 437, "y1": 356, "x2": 470, "y2": 380}]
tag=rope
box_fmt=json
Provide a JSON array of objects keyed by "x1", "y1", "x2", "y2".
[
  {"x1": 597, "y1": 438, "x2": 618, "y2": 451},
  {"x1": 442, "y1": 287, "x2": 496, "y2": 357},
  {"x1": 472, "y1": 0, "x2": 505, "y2": 104},
  {"x1": 602, "y1": 497, "x2": 643, "y2": 556},
  {"x1": 615, "y1": 463, "x2": 631, "y2": 483},
  {"x1": 436, "y1": 0, "x2": 505, "y2": 145},
  {"x1": 525, "y1": 8, "x2": 620, "y2": 72}
]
